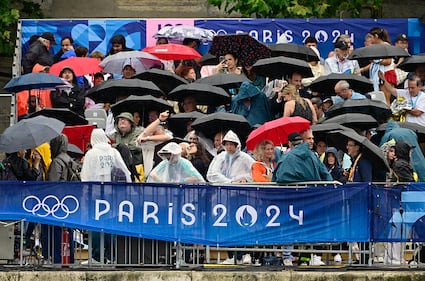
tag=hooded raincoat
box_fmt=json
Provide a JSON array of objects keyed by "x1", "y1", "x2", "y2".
[
  {"x1": 273, "y1": 142, "x2": 332, "y2": 183},
  {"x1": 81, "y1": 128, "x2": 131, "y2": 182},
  {"x1": 323, "y1": 147, "x2": 346, "y2": 183},
  {"x1": 207, "y1": 130, "x2": 254, "y2": 183},
  {"x1": 147, "y1": 142, "x2": 205, "y2": 183},
  {"x1": 47, "y1": 134, "x2": 75, "y2": 181}
]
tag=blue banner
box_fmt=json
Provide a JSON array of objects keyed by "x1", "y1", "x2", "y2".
[
  {"x1": 20, "y1": 18, "x2": 424, "y2": 62},
  {"x1": 0, "y1": 182, "x2": 369, "y2": 246}
]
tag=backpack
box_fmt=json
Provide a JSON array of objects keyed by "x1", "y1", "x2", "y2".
[
  {"x1": 57, "y1": 156, "x2": 81, "y2": 181},
  {"x1": 0, "y1": 158, "x2": 17, "y2": 181}
]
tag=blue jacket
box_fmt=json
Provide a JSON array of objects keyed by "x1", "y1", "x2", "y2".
[{"x1": 272, "y1": 142, "x2": 332, "y2": 183}]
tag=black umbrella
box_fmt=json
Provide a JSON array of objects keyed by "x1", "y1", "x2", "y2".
[
  {"x1": 133, "y1": 69, "x2": 188, "y2": 94},
  {"x1": 168, "y1": 83, "x2": 231, "y2": 106},
  {"x1": 252, "y1": 56, "x2": 314, "y2": 80},
  {"x1": 320, "y1": 113, "x2": 379, "y2": 131},
  {"x1": 309, "y1": 73, "x2": 374, "y2": 95},
  {"x1": 268, "y1": 43, "x2": 320, "y2": 62},
  {"x1": 195, "y1": 73, "x2": 250, "y2": 90},
  {"x1": 375, "y1": 121, "x2": 425, "y2": 143},
  {"x1": 191, "y1": 112, "x2": 251, "y2": 141},
  {"x1": 3, "y1": 73, "x2": 66, "y2": 93},
  {"x1": 168, "y1": 111, "x2": 206, "y2": 138},
  {"x1": 348, "y1": 44, "x2": 410, "y2": 60},
  {"x1": 311, "y1": 123, "x2": 350, "y2": 143},
  {"x1": 397, "y1": 54, "x2": 425, "y2": 72},
  {"x1": 86, "y1": 79, "x2": 164, "y2": 103},
  {"x1": 325, "y1": 99, "x2": 392, "y2": 123},
  {"x1": 329, "y1": 129, "x2": 390, "y2": 172},
  {"x1": 27, "y1": 108, "x2": 88, "y2": 126},
  {"x1": 67, "y1": 143, "x2": 85, "y2": 158},
  {"x1": 199, "y1": 52, "x2": 219, "y2": 66},
  {"x1": 0, "y1": 116, "x2": 65, "y2": 153},
  {"x1": 208, "y1": 33, "x2": 272, "y2": 67},
  {"x1": 110, "y1": 95, "x2": 174, "y2": 118}
]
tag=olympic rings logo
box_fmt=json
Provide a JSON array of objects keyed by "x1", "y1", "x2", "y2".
[{"x1": 22, "y1": 195, "x2": 79, "y2": 219}]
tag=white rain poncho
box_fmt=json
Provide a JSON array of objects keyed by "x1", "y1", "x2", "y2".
[
  {"x1": 147, "y1": 142, "x2": 205, "y2": 183},
  {"x1": 80, "y1": 128, "x2": 131, "y2": 182},
  {"x1": 206, "y1": 130, "x2": 254, "y2": 183}
]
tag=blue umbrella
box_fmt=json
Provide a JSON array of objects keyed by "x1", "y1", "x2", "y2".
[{"x1": 3, "y1": 72, "x2": 66, "y2": 93}]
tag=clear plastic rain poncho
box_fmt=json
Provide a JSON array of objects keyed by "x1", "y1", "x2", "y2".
[{"x1": 147, "y1": 142, "x2": 205, "y2": 183}]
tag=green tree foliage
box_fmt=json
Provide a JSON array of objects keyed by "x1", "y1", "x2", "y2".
[
  {"x1": 0, "y1": 0, "x2": 43, "y2": 56},
  {"x1": 208, "y1": 0, "x2": 382, "y2": 18}
]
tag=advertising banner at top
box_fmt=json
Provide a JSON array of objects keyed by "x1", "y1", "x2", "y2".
[{"x1": 20, "y1": 18, "x2": 424, "y2": 62}]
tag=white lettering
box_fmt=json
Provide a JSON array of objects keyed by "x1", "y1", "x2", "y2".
[
  {"x1": 143, "y1": 201, "x2": 159, "y2": 224},
  {"x1": 213, "y1": 204, "x2": 227, "y2": 227},
  {"x1": 118, "y1": 200, "x2": 133, "y2": 222},
  {"x1": 95, "y1": 200, "x2": 110, "y2": 220},
  {"x1": 168, "y1": 202, "x2": 173, "y2": 225},
  {"x1": 266, "y1": 205, "x2": 281, "y2": 227},
  {"x1": 181, "y1": 203, "x2": 196, "y2": 225},
  {"x1": 263, "y1": 30, "x2": 273, "y2": 42},
  {"x1": 289, "y1": 205, "x2": 303, "y2": 225}
]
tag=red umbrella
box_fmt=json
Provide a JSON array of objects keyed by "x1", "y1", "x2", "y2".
[
  {"x1": 142, "y1": 43, "x2": 202, "y2": 60},
  {"x1": 246, "y1": 116, "x2": 310, "y2": 151},
  {"x1": 49, "y1": 57, "x2": 102, "y2": 76}
]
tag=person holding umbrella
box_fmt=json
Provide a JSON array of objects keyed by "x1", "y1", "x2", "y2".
[{"x1": 344, "y1": 138, "x2": 373, "y2": 182}]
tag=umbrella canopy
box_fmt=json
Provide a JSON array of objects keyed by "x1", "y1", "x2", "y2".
[
  {"x1": 168, "y1": 111, "x2": 206, "y2": 138},
  {"x1": 209, "y1": 33, "x2": 272, "y2": 67},
  {"x1": 142, "y1": 43, "x2": 202, "y2": 60},
  {"x1": 154, "y1": 25, "x2": 214, "y2": 42},
  {"x1": 0, "y1": 116, "x2": 65, "y2": 153},
  {"x1": 27, "y1": 108, "x2": 88, "y2": 126},
  {"x1": 133, "y1": 68, "x2": 188, "y2": 94},
  {"x1": 397, "y1": 54, "x2": 425, "y2": 72},
  {"x1": 325, "y1": 99, "x2": 392, "y2": 123},
  {"x1": 309, "y1": 73, "x2": 374, "y2": 95},
  {"x1": 199, "y1": 52, "x2": 219, "y2": 66},
  {"x1": 194, "y1": 73, "x2": 250, "y2": 90},
  {"x1": 252, "y1": 56, "x2": 314, "y2": 80},
  {"x1": 268, "y1": 43, "x2": 320, "y2": 62},
  {"x1": 245, "y1": 116, "x2": 311, "y2": 151},
  {"x1": 311, "y1": 123, "x2": 350, "y2": 143},
  {"x1": 67, "y1": 143, "x2": 85, "y2": 158},
  {"x1": 328, "y1": 129, "x2": 390, "y2": 172},
  {"x1": 49, "y1": 57, "x2": 102, "y2": 76},
  {"x1": 320, "y1": 113, "x2": 379, "y2": 131},
  {"x1": 191, "y1": 112, "x2": 251, "y2": 141},
  {"x1": 348, "y1": 44, "x2": 410, "y2": 60},
  {"x1": 99, "y1": 51, "x2": 162, "y2": 74},
  {"x1": 110, "y1": 95, "x2": 173, "y2": 117},
  {"x1": 375, "y1": 121, "x2": 425, "y2": 143},
  {"x1": 168, "y1": 83, "x2": 231, "y2": 106},
  {"x1": 86, "y1": 79, "x2": 164, "y2": 104},
  {"x1": 4, "y1": 73, "x2": 66, "y2": 93}
]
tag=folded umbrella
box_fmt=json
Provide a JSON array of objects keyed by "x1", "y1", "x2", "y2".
[
  {"x1": 325, "y1": 99, "x2": 392, "y2": 123},
  {"x1": 348, "y1": 44, "x2": 410, "y2": 60},
  {"x1": 246, "y1": 116, "x2": 311, "y2": 151},
  {"x1": 309, "y1": 73, "x2": 374, "y2": 96},
  {"x1": 142, "y1": 43, "x2": 202, "y2": 60},
  {"x1": 268, "y1": 43, "x2": 320, "y2": 62},
  {"x1": 0, "y1": 116, "x2": 65, "y2": 153},
  {"x1": 168, "y1": 83, "x2": 231, "y2": 106},
  {"x1": 133, "y1": 68, "x2": 188, "y2": 94},
  {"x1": 252, "y1": 56, "x2": 313, "y2": 80},
  {"x1": 49, "y1": 57, "x2": 102, "y2": 76}
]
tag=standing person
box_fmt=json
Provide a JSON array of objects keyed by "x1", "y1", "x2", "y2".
[
  {"x1": 22, "y1": 32, "x2": 56, "y2": 74},
  {"x1": 282, "y1": 84, "x2": 317, "y2": 124},
  {"x1": 45, "y1": 134, "x2": 75, "y2": 264},
  {"x1": 207, "y1": 130, "x2": 254, "y2": 183},
  {"x1": 53, "y1": 36, "x2": 74, "y2": 63},
  {"x1": 50, "y1": 66, "x2": 85, "y2": 116},
  {"x1": 251, "y1": 140, "x2": 276, "y2": 182},
  {"x1": 324, "y1": 39, "x2": 360, "y2": 75},
  {"x1": 80, "y1": 128, "x2": 131, "y2": 182},
  {"x1": 147, "y1": 142, "x2": 205, "y2": 183},
  {"x1": 344, "y1": 138, "x2": 373, "y2": 183},
  {"x1": 272, "y1": 132, "x2": 332, "y2": 183}
]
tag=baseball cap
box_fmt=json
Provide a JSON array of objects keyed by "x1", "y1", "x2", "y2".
[
  {"x1": 40, "y1": 32, "x2": 57, "y2": 45},
  {"x1": 335, "y1": 40, "x2": 349, "y2": 50},
  {"x1": 288, "y1": 132, "x2": 303, "y2": 143},
  {"x1": 395, "y1": 33, "x2": 408, "y2": 42}
]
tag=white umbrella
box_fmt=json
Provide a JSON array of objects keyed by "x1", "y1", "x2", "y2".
[
  {"x1": 99, "y1": 51, "x2": 162, "y2": 74},
  {"x1": 153, "y1": 25, "x2": 214, "y2": 42}
]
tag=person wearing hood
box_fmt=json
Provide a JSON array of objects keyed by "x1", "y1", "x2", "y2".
[
  {"x1": 111, "y1": 112, "x2": 143, "y2": 164},
  {"x1": 107, "y1": 34, "x2": 133, "y2": 56},
  {"x1": 22, "y1": 32, "x2": 56, "y2": 74},
  {"x1": 147, "y1": 142, "x2": 205, "y2": 183},
  {"x1": 392, "y1": 141, "x2": 417, "y2": 182},
  {"x1": 81, "y1": 128, "x2": 131, "y2": 182},
  {"x1": 231, "y1": 81, "x2": 272, "y2": 127},
  {"x1": 50, "y1": 66, "x2": 85, "y2": 116},
  {"x1": 323, "y1": 147, "x2": 346, "y2": 184},
  {"x1": 30, "y1": 142, "x2": 52, "y2": 181},
  {"x1": 272, "y1": 132, "x2": 332, "y2": 183},
  {"x1": 207, "y1": 130, "x2": 254, "y2": 183}
]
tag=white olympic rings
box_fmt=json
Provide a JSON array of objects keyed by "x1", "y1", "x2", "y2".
[{"x1": 22, "y1": 195, "x2": 79, "y2": 219}]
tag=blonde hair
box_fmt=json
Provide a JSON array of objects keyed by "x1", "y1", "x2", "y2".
[
  {"x1": 281, "y1": 84, "x2": 307, "y2": 109},
  {"x1": 253, "y1": 140, "x2": 275, "y2": 162}
]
